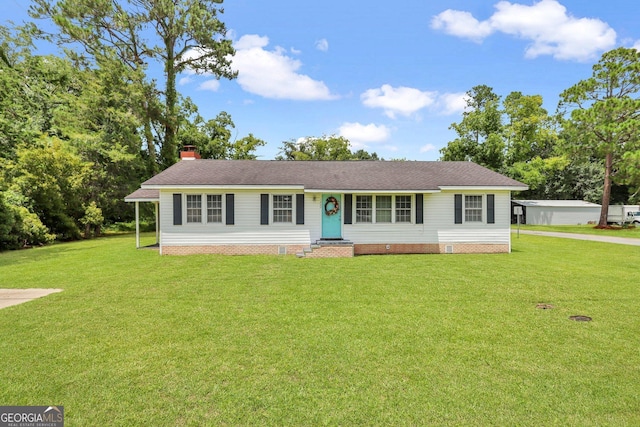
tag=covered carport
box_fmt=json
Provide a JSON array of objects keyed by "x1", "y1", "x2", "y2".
[{"x1": 124, "y1": 189, "x2": 160, "y2": 248}]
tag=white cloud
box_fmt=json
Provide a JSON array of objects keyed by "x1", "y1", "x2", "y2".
[
  {"x1": 361, "y1": 85, "x2": 466, "y2": 117},
  {"x1": 431, "y1": 9, "x2": 493, "y2": 43},
  {"x1": 178, "y1": 76, "x2": 193, "y2": 86},
  {"x1": 315, "y1": 38, "x2": 329, "y2": 52},
  {"x1": 198, "y1": 80, "x2": 220, "y2": 92},
  {"x1": 231, "y1": 34, "x2": 336, "y2": 100},
  {"x1": 633, "y1": 40, "x2": 640, "y2": 51},
  {"x1": 338, "y1": 122, "x2": 391, "y2": 149},
  {"x1": 436, "y1": 92, "x2": 468, "y2": 115},
  {"x1": 419, "y1": 144, "x2": 437, "y2": 153},
  {"x1": 431, "y1": 0, "x2": 617, "y2": 61},
  {"x1": 234, "y1": 34, "x2": 268, "y2": 50},
  {"x1": 361, "y1": 85, "x2": 437, "y2": 119}
]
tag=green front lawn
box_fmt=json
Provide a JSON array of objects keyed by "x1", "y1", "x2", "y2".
[
  {"x1": 513, "y1": 223, "x2": 640, "y2": 238},
  {"x1": 1, "y1": 234, "x2": 639, "y2": 425}
]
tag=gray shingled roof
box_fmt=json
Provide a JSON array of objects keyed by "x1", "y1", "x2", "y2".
[
  {"x1": 513, "y1": 200, "x2": 601, "y2": 208},
  {"x1": 124, "y1": 188, "x2": 160, "y2": 202},
  {"x1": 138, "y1": 160, "x2": 526, "y2": 191}
]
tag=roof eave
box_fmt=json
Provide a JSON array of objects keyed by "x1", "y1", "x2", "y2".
[
  {"x1": 303, "y1": 188, "x2": 441, "y2": 194},
  {"x1": 124, "y1": 198, "x2": 160, "y2": 203},
  {"x1": 439, "y1": 185, "x2": 529, "y2": 191},
  {"x1": 142, "y1": 184, "x2": 305, "y2": 191}
]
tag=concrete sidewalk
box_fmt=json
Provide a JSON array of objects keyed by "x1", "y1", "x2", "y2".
[
  {"x1": 0, "y1": 289, "x2": 63, "y2": 309},
  {"x1": 513, "y1": 229, "x2": 640, "y2": 246}
]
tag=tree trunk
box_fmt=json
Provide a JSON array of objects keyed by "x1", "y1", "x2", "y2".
[
  {"x1": 144, "y1": 118, "x2": 158, "y2": 175},
  {"x1": 598, "y1": 151, "x2": 613, "y2": 227},
  {"x1": 161, "y1": 40, "x2": 178, "y2": 169}
]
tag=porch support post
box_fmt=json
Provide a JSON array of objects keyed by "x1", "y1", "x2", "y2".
[
  {"x1": 154, "y1": 201, "x2": 159, "y2": 244},
  {"x1": 135, "y1": 201, "x2": 140, "y2": 249}
]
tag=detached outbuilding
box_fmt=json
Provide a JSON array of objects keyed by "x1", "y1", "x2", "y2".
[{"x1": 511, "y1": 200, "x2": 602, "y2": 225}]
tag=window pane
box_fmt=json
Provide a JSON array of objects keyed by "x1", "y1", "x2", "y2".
[
  {"x1": 356, "y1": 196, "x2": 372, "y2": 223},
  {"x1": 465, "y1": 195, "x2": 482, "y2": 222},
  {"x1": 207, "y1": 195, "x2": 222, "y2": 223},
  {"x1": 395, "y1": 195, "x2": 411, "y2": 223},
  {"x1": 273, "y1": 195, "x2": 293, "y2": 223},
  {"x1": 186, "y1": 195, "x2": 202, "y2": 223},
  {"x1": 376, "y1": 196, "x2": 392, "y2": 223}
]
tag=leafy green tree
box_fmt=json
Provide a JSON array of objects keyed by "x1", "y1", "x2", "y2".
[
  {"x1": 0, "y1": 188, "x2": 55, "y2": 251},
  {"x1": 5, "y1": 137, "x2": 92, "y2": 240},
  {"x1": 0, "y1": 32, "x2": 77, "y2": 159},
  {"x1": 352, "y1": 149, "x2": 380, "y2": 160},
  {"x1": 559, "y1": 47, "x2": 640, "y2": 226},
  {"x1": 0, "y1": 188, "x2": 19, "y2": 250},
  {"x1": 30, "y1": 0, "x2": 237, "y2": 168},
  {"x1": 440, "y1": 85, "x2": 505, "y2": 170},
  {"x1": 178, "y1": 110, "x2": 266, "y2": 159},
  {"x1": 80, "y1": 201, "x2": 104, "y2": 238},
  {"x1": 229, "y1": 134, "x2": 267, "y2": 160},
  {"x1": 503, "y1": 92, "x2": 558, "y2": 164},
  {"x1": 51, "y1": 56, "x2": 149, "y2": 222},
  {"x1": 277, "y1": 135, "x2": 378, "y2": 160}
]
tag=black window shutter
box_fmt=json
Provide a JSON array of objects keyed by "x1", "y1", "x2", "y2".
[
  {"x1": 173, "y1": 194, "x2": 182, "y2": 226},
  {"x1": 343, "y1": 194, "x2": 352, "y2": 224},
  {"x1": 416, "y1": 194, "x2": 424, "y2": 224},
  {"x1": 487, "y1": 194, "x2": 495, "y2": 224},
  {"x1": 226, "y1": 194, "x2": 235, "y2": 225},
  {"x1": 260, "y1": 194, "x2": 269, "y2": 225},
  {"x1": 296, "y1": 194, "x2": 305, "y2": 225},
  {"x1": 454, "y1": 194, "x2": 463, "y2": 224}
]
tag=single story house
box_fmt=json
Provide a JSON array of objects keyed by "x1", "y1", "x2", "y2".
[
  {"x1": 125, "y1": 151, "x2": 527, "y2": 257},
  {"x1": 511, "y1": 200, "x2": 602, "y2": 225}
]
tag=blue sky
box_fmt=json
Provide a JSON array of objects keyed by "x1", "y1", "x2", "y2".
[{"x1": 3, "y1": 0, "x2": 640, "y2": 160}]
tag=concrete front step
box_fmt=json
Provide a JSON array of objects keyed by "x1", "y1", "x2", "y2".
[{"x1": 297, "y1": 240, "x2": 355, "y2": 258}]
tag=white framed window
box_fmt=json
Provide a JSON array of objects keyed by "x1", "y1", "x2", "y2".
[
  {"x1": 354, "y1": 194, "x2": 413, "y2": 224},
  {"x1": 186, "y1": 194, "x2": 202, "y2": 223},
  {"x1": 465, "y1": 195, "x2": 483, "y2": 222},
  {"x1": 375, "y1": 196, "x2": 392, "y2": 223},
  {"x1": 273, "y1": 194, "x2": 293, "y2": 223},
  {"x1": 356, "y1": 195, "x2": 373, "y2": 223},
  {"x1": 207, "y1": 195, "x2": 222, "y2": 223},
  {"x1": 184, "y1": 194, "x2": 225, "y2": 224},
  {"x1": 395, "y1": 195, "x2": 412, "y2": 223}
]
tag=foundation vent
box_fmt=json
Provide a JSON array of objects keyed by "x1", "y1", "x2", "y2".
[
  {"x1": 278, "y1": 246, "x2": 287, "y2": 255},
  {"x1": 445, "y1": 245, "x2": 454, "y2": 254}
]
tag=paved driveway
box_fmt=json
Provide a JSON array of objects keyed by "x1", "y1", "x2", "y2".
[
  {"x1": 513, "y1": 230, "x2": 640, "y2": 246},
  {"x1": 0, "y1": 289, "x2": 63, "y2": 309}
]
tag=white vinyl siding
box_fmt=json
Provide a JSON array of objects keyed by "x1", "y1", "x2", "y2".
[
  {"x1": 160, "y1": 191, "x2": 311, "y2": 247},
  {"x1": 158, "y1": 190, "x2": 513, "y2": 251},
  {"x1": 343, "y1": 191, "x2": 512, "y2": 246}
]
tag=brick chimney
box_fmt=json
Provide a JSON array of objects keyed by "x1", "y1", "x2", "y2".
[{"x1": 180, "y1": 145, "x2": 201, "y2": 160}]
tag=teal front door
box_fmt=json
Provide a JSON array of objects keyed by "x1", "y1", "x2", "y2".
[{"x1": 321, "y1": 194, "x2": 342, "y2": 239}]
